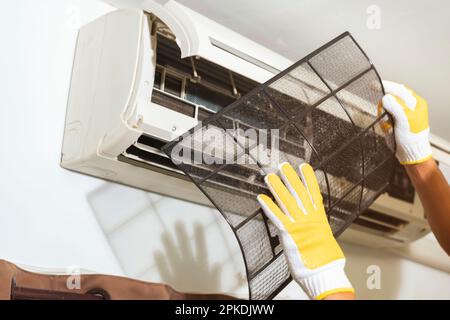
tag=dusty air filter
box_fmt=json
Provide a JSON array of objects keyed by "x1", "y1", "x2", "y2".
[{"x1": 162, "y1": 32, "x2": 396, "y2": 299}]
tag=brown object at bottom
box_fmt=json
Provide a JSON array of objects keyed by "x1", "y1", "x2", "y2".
[{"x1": 0, "y1": 260, "x2": 236, "y2": 300}]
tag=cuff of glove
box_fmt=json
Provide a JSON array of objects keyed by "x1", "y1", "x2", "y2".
[
  {"x1": 298, "y1": 261, "x2": 354, "y2": 300},
  {"x1": 397, "y1": 130, "x2": 432, "y2": 165}
]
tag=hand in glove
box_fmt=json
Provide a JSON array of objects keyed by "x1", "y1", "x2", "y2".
[
  {"x1": 381, "y1": 80, "x2": 432, "y2": 165},
  {"x1": 257, "y1": 162, "x2": 354, "y2": 300}
]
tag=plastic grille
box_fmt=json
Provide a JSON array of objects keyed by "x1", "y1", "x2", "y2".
[{"x1": 163, "y1": 32, "x2": 395, "y2": 299}]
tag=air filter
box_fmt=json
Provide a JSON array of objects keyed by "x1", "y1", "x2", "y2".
[{"x1": 162, "y1": 32, "x2": 396, "y2": 299}]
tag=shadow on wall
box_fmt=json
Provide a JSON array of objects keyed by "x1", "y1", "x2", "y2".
[
  {"x1": 154, "y1": 222, "x2": 221, "y2": 293},
  {"x1": 86, "y1": 182, "x2": 248, "y2": 298},
  {"x1": 341, "y1": 242, "x2": 402, "y2": 299},
  {"x1": 85, "y1": 182, "x2": 405, "y2": 299}
]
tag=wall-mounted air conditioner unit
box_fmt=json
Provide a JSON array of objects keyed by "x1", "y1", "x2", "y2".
[
  {"x1": 62, "y1": 2, "x2": 450, "y2": 253},
  {"x1": 62, "y1": 3, "x2": 290, "y2": 204}
]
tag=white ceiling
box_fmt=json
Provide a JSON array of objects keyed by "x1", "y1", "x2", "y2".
[{"x1": 174, "y1": 0, "x2": 450, "y2": 141}]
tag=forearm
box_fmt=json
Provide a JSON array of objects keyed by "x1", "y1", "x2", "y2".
[{"x1": 405, "y1": 158, "x2": 450, "y2": 255}]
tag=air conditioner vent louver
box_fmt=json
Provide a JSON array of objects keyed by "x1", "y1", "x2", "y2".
[
  {"x1": 354, "y1": 208, "x2": 407, "y2": 234},
  {"x1": 137, "y1": 134, "x2": 167, "y2": 150},
  {"x1": 118, "y1": 135, "x2": 182, "y2": 176}
]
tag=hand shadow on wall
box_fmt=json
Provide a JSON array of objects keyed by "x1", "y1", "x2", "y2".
[{"x1": 154, "y1": 221, "x2": 222, "y2": 294}]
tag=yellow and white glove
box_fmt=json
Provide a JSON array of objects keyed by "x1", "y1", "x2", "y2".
[
  {"x1": 381, "y1": 80, "x2": 432, "y2": 165},
  {"x1": 257, "y1": 162, "x2": 353, "y2": 300}
]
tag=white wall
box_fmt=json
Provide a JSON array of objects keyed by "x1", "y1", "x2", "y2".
[
  {"x1": 0, "y1": 0, "x2": 122, "y2": 274},
  {"x1": 0, "y1": 0, "x2": 449, "y2": 299}
]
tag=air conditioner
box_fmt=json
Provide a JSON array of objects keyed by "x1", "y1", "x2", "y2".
[
  {"x1": 62, "y1": 3, "x2": 290, "y2": 203},
  {"x1": 62, "y1": 2, "x2": 450, "y2": 256}
]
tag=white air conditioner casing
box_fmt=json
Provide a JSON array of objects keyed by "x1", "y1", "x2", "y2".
[
  {"x1": 62, "y1": 4, "x2": 291, "y2": 203},
  {"x1": 62, "y1": 2, "x2": 450, "y2": 269}
]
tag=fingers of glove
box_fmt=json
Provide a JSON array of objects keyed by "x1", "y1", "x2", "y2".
[
  {"x1": 265, "y1": 173, "x2": 305, "y2": 221},
  {"x1": 298, "y1": 163, "x2": 324, "y2": 211},
  {"x1": 382, "y1": 94, "x2": 410, "y2": 131},
  {"x1": 382, "y1": 80, "x2": 417, "y2": 110},
  {"x1": 279, "y1": 162, "x2": 312, "y2": 214},
  {"x1": 257, "y1": 194, "x2": 291, "y2": 229}
]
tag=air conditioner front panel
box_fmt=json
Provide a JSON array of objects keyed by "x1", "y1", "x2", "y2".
[
  {"x1": 106, "y1": 0, "x2": 292, "y2": 82},
  {"x1": 62, "y1": 9, "x2": 146, "y2": 165}
]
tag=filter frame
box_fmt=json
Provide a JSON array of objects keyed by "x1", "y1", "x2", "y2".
[{"x1": 162, "y1": 32, "x2": 396, "y2": 300}]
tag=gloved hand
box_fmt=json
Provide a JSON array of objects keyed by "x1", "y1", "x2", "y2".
[
  {"x1": 257, "y1": 162, "x2": 353, "y2": 300},
  {"x1": 381, "y1": 80, "x2": 432, "y2": 165}
]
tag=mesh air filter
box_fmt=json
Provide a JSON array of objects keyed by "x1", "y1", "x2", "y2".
[{"x1": 162, "y1": 32, "x2": 396, "y2": 299}]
